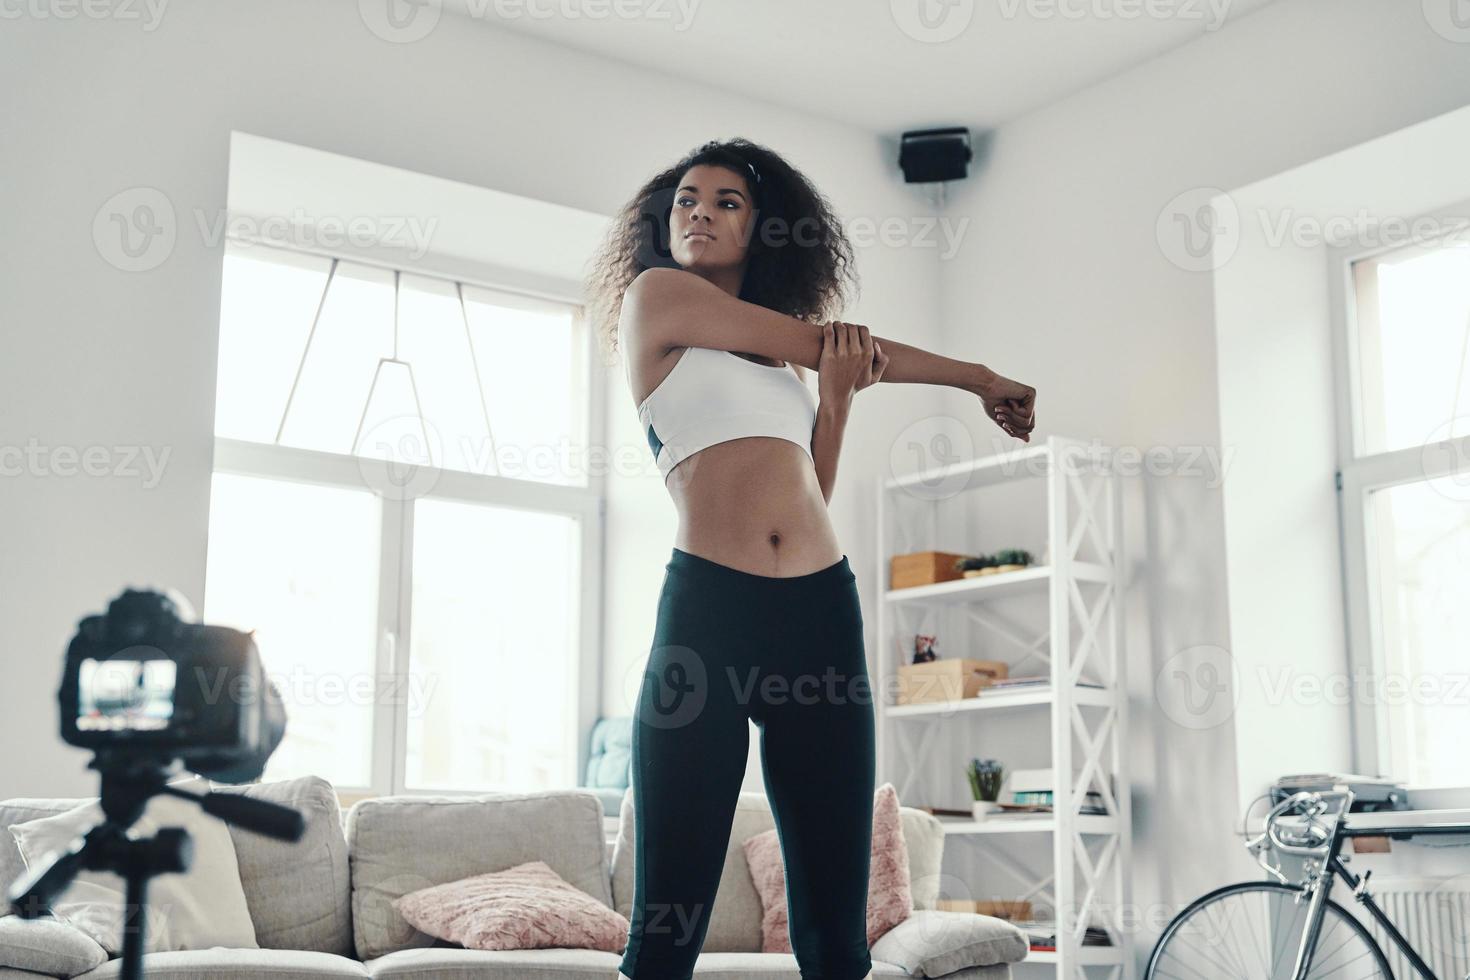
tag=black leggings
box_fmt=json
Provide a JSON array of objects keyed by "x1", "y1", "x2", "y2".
[{"x1": 619, "y1": 547, "x2": 876, "y2": 980}]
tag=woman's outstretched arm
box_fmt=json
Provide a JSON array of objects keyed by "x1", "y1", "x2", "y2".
[
  {"x1": 808, "y1": 322, "x2": 886, "y2": 503},
  {"x1": 623, "y1": 267, "x2": 1037, "y2": 440},
  {"x1": 840, "y1": 324, "x2": 1036, "y2": 442},
  {"x1": 810, "y1": 400, "x2": 849, "y2": 505}
]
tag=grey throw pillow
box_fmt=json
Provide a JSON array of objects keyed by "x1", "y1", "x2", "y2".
[
  {"x1": 869, "y1": 909, "x2": 1029, "y2": 975},
  {"x1": 0, "y1": 915, "x2": 109, "y2": 978}
]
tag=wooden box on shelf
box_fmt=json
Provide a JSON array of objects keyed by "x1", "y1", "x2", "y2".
[
  {"x1": 889, "y1": 550, "x2": 968, "y2": 590},
  {"x1": 895, "y1": 658, "x2": 1009, "y2": 705},
  {"x1": 939, "y1": 899, "x2": 1034, "y2": 921}
]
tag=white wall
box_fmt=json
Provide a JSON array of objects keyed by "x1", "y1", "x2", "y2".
[
  {"x1": 930, "y1": 0, "x2": 1470, "y2": 967},
  {"x1": 1214, "y1": 101, "x2": 1470, "y2": 818},
  {"x1": 0, "y1": 2, "x2": 942, "y2": 799},
  {"x1": 1213, "y1": 203, "x2": 1354, "y2": 811}
]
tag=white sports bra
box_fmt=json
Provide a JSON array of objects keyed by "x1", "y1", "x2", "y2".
[{"x1": 632, "y1": 345, "x2": 817, "y2": 482}]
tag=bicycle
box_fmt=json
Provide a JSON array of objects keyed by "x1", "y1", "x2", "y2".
[{"x1": 1145, "y1": 788, "x2": 1470, "y2": 979}]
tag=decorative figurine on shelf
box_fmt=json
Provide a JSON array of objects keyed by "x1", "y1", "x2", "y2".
[
  {"x1": 956, "y1": 549, "x2": 1035, "y2": 578},
  {"x1": 912, "y1": 634, "x2": 938, "y2": 664},
  {"x1": 967, "y1": 758, "x2": 1005, "y2": 820}
]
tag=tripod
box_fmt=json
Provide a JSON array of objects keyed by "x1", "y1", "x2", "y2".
[{"x1": 8, "y1": 752, "x2": 305, "y2": 980}]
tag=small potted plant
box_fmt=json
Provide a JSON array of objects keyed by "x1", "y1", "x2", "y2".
[
  {"x1": 956, "y1": 554, "x2": 996, "y2": 578},
  {"x1": 992, "y1": 548, "x2": 1033, "y2": 573},
  {"x1": 955, "y1": 549, "x2": 1034, "y2": 578},
  {"x1": 967, "y1": 758, "x2": 1005, "y2": 820}
]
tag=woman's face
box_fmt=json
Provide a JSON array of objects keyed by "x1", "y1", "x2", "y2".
[{"x1": 668, "y1": 163, "x2": 757, "y2": 273}]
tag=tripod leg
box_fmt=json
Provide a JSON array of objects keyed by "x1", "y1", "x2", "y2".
[{"x1": 121, "y1": 871, "x2": 147, "y2": 980}]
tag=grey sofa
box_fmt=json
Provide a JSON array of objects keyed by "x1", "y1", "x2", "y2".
[{"x1": 0, "y1": 776, "x2": 1029, "y2": 979}]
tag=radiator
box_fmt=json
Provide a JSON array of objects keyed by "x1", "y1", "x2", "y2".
[{"x1": 1343, "y1": 875, "x2": 1470, "y2": 979}]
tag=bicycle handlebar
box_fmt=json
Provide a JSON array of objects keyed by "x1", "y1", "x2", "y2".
[{"x1": 1248, "y1": 789, "x2": 1355, "y2": 858}]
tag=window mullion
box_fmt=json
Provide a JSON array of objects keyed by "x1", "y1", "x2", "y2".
[
  {"x1": 1338, "y1": 465, "x2": 1387, "y2": 779},
  {"x1": 370, "y1": 494, "x2": 409, "y2": 797},
  {"x1": 391, "y1": 496, "x2": 416, "y2": 796}
]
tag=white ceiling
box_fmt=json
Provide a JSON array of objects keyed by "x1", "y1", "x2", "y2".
[{"x1": 449, "y1": 0, "x2": 1285, "y2": 134}]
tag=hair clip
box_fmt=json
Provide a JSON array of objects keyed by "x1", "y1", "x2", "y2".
[{"x1": 745, "y1": 160, "x2": 762, "y2": 185}]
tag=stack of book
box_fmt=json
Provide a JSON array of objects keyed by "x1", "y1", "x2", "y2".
[
  {"x1": 1017, "y1": 921, "x2": 1114, "y2": 952},
  {"x1": 1006, "y1": 788, "x2": 1109, "y2": 816},
  {"x1": 985, "y1": 675, "x2": 1104, "y2": 691}
]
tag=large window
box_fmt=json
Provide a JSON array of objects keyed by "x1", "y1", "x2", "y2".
[
  {"x1": 204, "y1": 238, "x2": 599, "y2": 796},
  {"x1": 1338, "y1": 231, "x2": 1470, "y2": 790}
]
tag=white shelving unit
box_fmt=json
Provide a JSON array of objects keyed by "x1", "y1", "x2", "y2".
[{"x1": 875, "y1": 435, "x2": 1134, "y2": 980}]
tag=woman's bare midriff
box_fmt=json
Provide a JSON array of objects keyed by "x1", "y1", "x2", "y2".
[
  {"x1": 665, "y1": 437, "x2": 843, "y2": 577},
  {"x1": 626, "y1": 343, "x2": 843, "y2": 577}
]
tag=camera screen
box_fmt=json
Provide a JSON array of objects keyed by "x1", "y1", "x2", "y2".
[{"x1": 77, "y1": 657, "x2": 177, "y2": 732}]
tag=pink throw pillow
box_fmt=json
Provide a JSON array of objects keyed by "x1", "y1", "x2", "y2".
[
  {"x1": 742, "y1": 781, "x2": 913, "y2": 953},
  {"x1": 391, "y1": 859, "x2": 629, "y2": 953}
]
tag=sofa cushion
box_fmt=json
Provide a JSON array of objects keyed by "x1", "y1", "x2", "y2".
[
  {"x1": 0, "y1": 915, "x2": 109, "y2": 977},
  {"x1": 0, "y1": 800, "x2": 110, "y2": 918},
  {"x1": 583, "y1": 717, "x2": 632, "y2": 790},
  {"x1": 938, "y1": 968, "x2": 1013, "y2": 980},
  {"x1": 691, "y1": 952, "x2": 919, "y2": 977},
  {"x1": 902, "y1": 808, "x2": 945, "y2": 911},
  {"x1": 211, "y1": 774, "x2": 354, "y2": 957},
  {"x1": 869, "y1": 909, "x2": 1029, "y2": 975},
  {"x1": 365, "y1": 945, "x2": 623, "y2": 978},
  {"x1": 363, "y1": 947, "x2": 932, "y2": 978},
  {"x1": 72, "y1": 948, "x2": 369, "y2": 979},
  {"x1": 611, "y1": 787, "x2": 947, "y2": 953},
  {"x1": 348, "y1": 789, "x2": 611, "y2": 962}
]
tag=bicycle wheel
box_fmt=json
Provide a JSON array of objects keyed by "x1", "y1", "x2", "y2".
[{"x1": 1145, "y1": 881, "x2": 1392, "y2": 980}]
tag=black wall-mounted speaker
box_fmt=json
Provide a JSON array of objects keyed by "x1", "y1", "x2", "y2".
[{"x1": 898, "y1": 127, "x2": 973, "y2": 184}]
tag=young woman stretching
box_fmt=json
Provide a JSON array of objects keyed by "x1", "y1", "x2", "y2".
[{"x1": 585, "y1": 137, "x2": 1036, "y2": 980}]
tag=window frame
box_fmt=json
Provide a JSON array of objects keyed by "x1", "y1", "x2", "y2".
[
  {"x1": 1327, "y1": 202, "x2": 1470, "y2": 790},
  {"x1": 207, "y1": 232, "x2": 606, "y2": 799}
]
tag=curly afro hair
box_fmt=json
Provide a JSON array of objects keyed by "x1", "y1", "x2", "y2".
[{"x1": 583, "y1": 137, "x2": 858, "y2": 366}]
